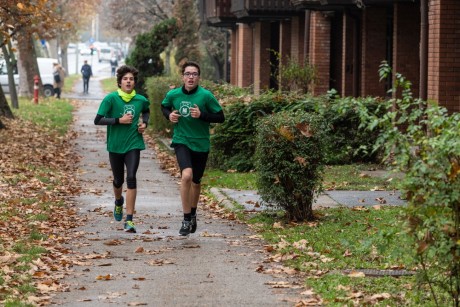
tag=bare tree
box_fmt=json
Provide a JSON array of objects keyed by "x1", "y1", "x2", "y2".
[{"x1": 105, "y1": 0, "x2": 173, "y2": 36}]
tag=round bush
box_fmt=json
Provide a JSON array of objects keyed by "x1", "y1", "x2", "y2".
[{"x1": 255, "y1": 110, "x2": 327, "y2": 221}]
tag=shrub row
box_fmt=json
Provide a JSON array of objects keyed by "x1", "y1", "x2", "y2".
[{"x1": 146, "y1": 76, "x2": 385, "y2": 170}]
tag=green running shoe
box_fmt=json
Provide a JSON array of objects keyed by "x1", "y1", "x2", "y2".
[
  {"x1": 124, "y1": 220, "x2": 136, "y2": 233},
  {"x1": 113, "y1": 197, "x2": 124, "y2": 221}
]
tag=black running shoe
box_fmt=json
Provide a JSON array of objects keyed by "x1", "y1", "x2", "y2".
[
  {"x1": 179, "y1": 220, "x2": 192, "y2": 236},
  {"x1": 190, "y1": 215, "x2": 197, "y2": 233}
]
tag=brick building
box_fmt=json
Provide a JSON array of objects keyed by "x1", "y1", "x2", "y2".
[{"x1": 199, "y1": 0, "x2": 460, "y2": 113}]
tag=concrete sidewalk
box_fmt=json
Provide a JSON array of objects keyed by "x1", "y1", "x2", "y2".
[{"x1": 212, "y1": 188, "x2": 406, "y2": 212}]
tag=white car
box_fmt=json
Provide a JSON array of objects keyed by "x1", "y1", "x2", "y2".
[
  {"x1": 98, "y1": 47, "x2": 114, "y2": 62},
  {"x1": 80, "y1": 48, "x2": 93, "y2": 56},
  {"x1": 0, "y1": 59, "x2": 19, "y2": 94},
  {"x1": 0, "y1": 57, "x2": 57, "y2": 97}
]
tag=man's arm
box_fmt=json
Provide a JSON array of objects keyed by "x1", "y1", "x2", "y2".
[
  {"x1": 199, "y1": 110, "x2": 225, "y2": 123},
  {"x1": 161, "y1": 105, "x2": 172, "y2": 120},
  {"x1": 141, "y1": 109, "x2": 150, "y2": 125}
]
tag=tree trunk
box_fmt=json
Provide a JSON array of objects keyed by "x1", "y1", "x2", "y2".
[
  {"x1": 1, "y1": 41, "x2": 19, "y2": 108},
  {"x1": 60, "y1": 41, "x2": 69, "y2": 76},
  {"x1": 17, "y1": 30, "x2": 42, "y2": 98},
  {"x1": 48, "y1": 39, "x2": 58, "y2": 60},
  {"x1": 164, "y1": 46, "x2": 171, "y2": 75},
  {"x1": 0, "y1": 85, "x2": 14, "y2": 119}
]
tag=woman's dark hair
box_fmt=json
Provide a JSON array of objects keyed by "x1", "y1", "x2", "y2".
[
  {"x1": 116, "y1": 65, "x2": 138, "y2": 88},
  {"x1": 181, "y1": 61, "x2": 200, "y2": 75}
]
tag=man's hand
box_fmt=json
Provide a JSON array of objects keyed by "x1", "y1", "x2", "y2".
[
  {"x1": 138, "y1": 122, "x2": 146, "y2": 133},
  {"x1": 169, "y1": 110, "x2": 181, "y2": 123},
  {"x1": 120, "y1": 113, "x2": 133, "y2": 124},
  {"x1": 190, "y1": 104, "x2": 201, "y2": 118}
]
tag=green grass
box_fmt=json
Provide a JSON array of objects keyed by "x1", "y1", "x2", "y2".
[
  {"x1": 199, "y1": 164, "x2": 443, "y2": 305},
  {"x1": 100, "y1": 76, "x2": 117, "y2": 92},
  {"x1": 202, "y1": 169, "x2": 258, "y2": 190},
  {"x1": 246, "y1": 206, "x2": 427, "y2": 305},
  {"x1": 64, "y1": 74, "x2": 81, "y2": 93},
  {"x1": 12, "y1": 97, "x2": 73, "y2": 135},
  {"x1": 323, "y1": 164, "x2": 400, "y2": 191},
  {"x1": 203, "y1": 163, "x2": 400, "y2": 191},
  {"x1": 4, "y1": 300, "x2": 35, "y2": 307}
]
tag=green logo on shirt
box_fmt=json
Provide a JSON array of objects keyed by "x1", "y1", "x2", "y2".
[{"x1": 179, "y1": 101, "x2": 191, "y2": 117}]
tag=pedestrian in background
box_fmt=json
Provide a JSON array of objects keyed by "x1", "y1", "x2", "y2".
[
  {"x1": 94, "y1": 65, "x2": 150, "y2": 233},
  {"x1": 81, "y1": 60, "x2": 93, "y2": 94},
  {"x1": 110, "y1": 57, "x2": 118, "y2": 76},
  {"x1": 161, "y1": 61, "x2": 225, "y2": 236},
  {"x1": 52, "y1": 62, "x2": 65, "y2": 98}
]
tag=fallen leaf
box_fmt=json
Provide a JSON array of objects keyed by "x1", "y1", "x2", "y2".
[
  {"x1": 146, "y1": 259, "x2": 175, "y2": 266},
  {"x1": 296, "y1": 122, "x2": 313, "y2": 137},
  {"x1": 96, "y1": 274, "x2": 112, "y2": 280},
  {"x1": 348, "y1": 271, "x2": 366, "y2": 277}
]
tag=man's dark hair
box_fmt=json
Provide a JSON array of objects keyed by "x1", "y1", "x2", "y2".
[
  {"x1": 181, "y1": 61, "x2": 200, "y2": 75},
  {"x1": 116, "y1": 65, "x2": 138, "y2": 88}
]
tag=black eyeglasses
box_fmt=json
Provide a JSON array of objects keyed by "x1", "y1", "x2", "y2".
[{"x1": 183, "y1": 72, "x2": 199, "y2": 78}]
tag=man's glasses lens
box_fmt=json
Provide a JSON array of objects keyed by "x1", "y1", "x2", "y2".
[{"x1": 184, "y1": 72, "x2": 199, "y2": 78}]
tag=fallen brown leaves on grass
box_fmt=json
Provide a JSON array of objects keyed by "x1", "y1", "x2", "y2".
[{"x1": 0, "y1": 117, "x2": 84, "y2": 305}]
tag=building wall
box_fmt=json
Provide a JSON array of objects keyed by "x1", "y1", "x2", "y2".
[
  {"x1": 309, "y1": 12, "x2": 330, "y2": 94},
  {"x1": 342, "y1": 12, "x2": 360, "y2": 97},
  {"x1": 393, "y1": 3, "x2": 420, "y2": 98},
  {"x1": 361, "y1": 8, "x2": 387, "y2": 97},
  {"x1": 214, "y1": 1, "x2": 459, "y2": 113},
  {"x1": 330, "y1": 13, "x2": 343, "y2": 94},
  {"x1": 253, "y1": 21, "x2": 271, "y2": 94},
  {"x1": 236, "y1": 23, "x2": 253, "y2": 88},
  {"x1": 428, "y1": 0, "x2": 460, "y2": 112},
  {"x1": 290, "y1": 15, "x2": 306, "y2": 64},
  {"x1": 230, "y1": 27, "x2": 237, "y2": 85},
  {"x1": 279, "y1": 20, "x2": 291, "y2": 66}
]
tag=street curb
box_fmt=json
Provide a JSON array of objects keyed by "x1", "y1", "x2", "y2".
[{"x1": 210, "y1": 187, "x2": 239, "y2": 211}]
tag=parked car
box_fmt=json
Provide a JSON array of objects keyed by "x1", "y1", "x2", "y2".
[
  {"x1": 98, "y1": 47, "x2": 114, "y2": 62},
  {"x1": 0, "y1": 57, "x2": 57, "y2": 97},
  {"x1": 0, "y1": 59, "x2": 19, "y2": 94},
  {"x1": 80, "y1": 48, "x2": 92, "y2": 56}
]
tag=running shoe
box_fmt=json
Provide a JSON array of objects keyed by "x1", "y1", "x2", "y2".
[
  {"x1": 124, "y1": 220, "x2": 136, "y2": 233},
  {"x1": 190, "y1": 215, "x2": 197, "y2": 233},
  {"x1": 179, "y1": 220, "x2": 192, "y2": 236},
  {"x1": 113, "y1": 196, "x2": 124, "y2": 221}
]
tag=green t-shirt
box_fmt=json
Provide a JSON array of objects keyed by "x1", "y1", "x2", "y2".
[
  {"x1": 97, "y1": 91, "x2": 150, "y2": 154},
  {"x1": 161, "y1": 86, "x2": 222, "y2": 152}
]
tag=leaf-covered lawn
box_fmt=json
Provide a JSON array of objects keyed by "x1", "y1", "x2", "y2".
[{"x1": 0, "y1": 101, "x2": 83, "y2": 305}]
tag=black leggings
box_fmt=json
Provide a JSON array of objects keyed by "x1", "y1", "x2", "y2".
[
  {"x1": 109, "y1": 149, "x2": 140, "y2": 189},
  {"x1": 174, "y1": 144, "x2": 209, "y2": 184}
]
